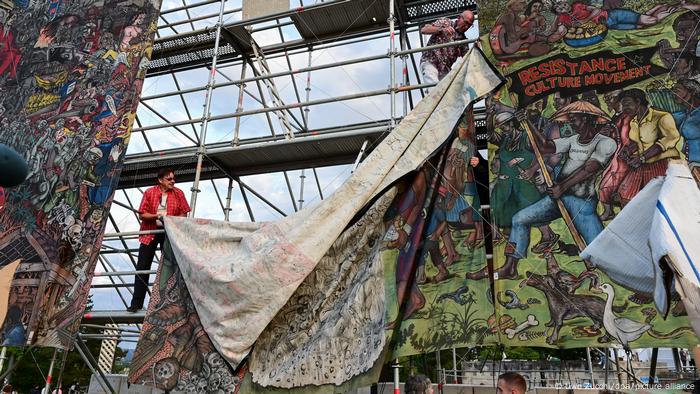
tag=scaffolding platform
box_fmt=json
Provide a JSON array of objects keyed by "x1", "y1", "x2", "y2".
[
  {"x1": 290, "y1": 0, "x2": 390, "y2": 40},
  {"x1": 120, "y1": 108, "x2": 486, "y2": 189},
  {"x1": 400, "y1": 0, "x2": 477, "y2": 23},
  {"x1": 119, "y1": 120, "x2": 391, "y2": 188}
]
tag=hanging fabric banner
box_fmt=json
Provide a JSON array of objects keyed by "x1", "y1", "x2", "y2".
[
  {"x1": 384, "y1": 108, "x2": 498, "y2": 357},
  {"x1": 129, "y1": 48, "x2": 504, "y2": 392},
  {"x1": 478, "y1": 0, "x2": 699, "y2": 348},
  {"x1": 0, "y1": 1, "x2": 161, "y2": 348}
]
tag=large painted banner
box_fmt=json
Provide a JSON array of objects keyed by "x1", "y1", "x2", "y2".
[
  {"x1": 384, "y1": 108, "x2": 497, "y2": 357},
  {"x1": 478, "y1": 0, "x2": 700, "y2": 348},
  {"x1": 0, "y1": 0, "x2": 160, "y2": 348}
]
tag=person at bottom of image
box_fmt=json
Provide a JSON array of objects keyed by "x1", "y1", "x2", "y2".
[
  {"x1": 405, "y1": 374, "x2": 434, "y2": 394},
  {"x1": 498, "y1": 372, "x2": 527, "y2": 394}
]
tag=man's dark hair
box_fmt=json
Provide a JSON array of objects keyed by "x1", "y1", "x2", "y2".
[
  {"x1": 525, "y1": 0, "x2": 542, "y2": 16},
  {"x1": 498, "y1": 372, "x2": 527, "y2": 392},
  {"x1": 618, "y1": 88, "x2": 649, "y2": 107},
  {"x1": 405, "y1": 374, "x2": 432, "y2": 394},
  {"x1": 673, "y1": 11, "x2": 698, "y2": 33},
  {"x1": 157, "y1": 168, "x2": 175, "y2": 180},
  {"x1": 580, "y1": 91, "x2": 601, "y2": 107}
]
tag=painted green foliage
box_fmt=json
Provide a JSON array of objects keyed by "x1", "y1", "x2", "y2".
[{"x1": 383, "y1": 109, "x2": 497, "y2": 357}]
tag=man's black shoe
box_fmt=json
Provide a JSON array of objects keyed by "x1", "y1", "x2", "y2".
[{"x1": 126, "y1": 306, "x2": 141, "y2": 313}]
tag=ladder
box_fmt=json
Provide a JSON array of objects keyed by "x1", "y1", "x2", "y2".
[{"x1": 250, "y1": 37, "x2": 294, "y2": 139}]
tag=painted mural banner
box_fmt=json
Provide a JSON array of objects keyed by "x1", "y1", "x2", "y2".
[
  {"x1": 384, "y1": 108, "x2": 497, "y2": 357},
  {"x1": 0, "y1": 0, "x2": 161, "y2": 348},
  {"x1": 478, "y1": 0, "x2": 700, "y2": 348},
  {"x1": 128, "y1": 238, "x2": 244, "y2": 392}
]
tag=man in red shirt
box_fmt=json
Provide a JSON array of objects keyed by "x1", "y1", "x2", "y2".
[{"x1": 128, "y1": 168, "x2": 190, "y2": 312}]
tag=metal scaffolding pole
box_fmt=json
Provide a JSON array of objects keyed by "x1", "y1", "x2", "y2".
[
  {"x1": 587, "y1": 347, "x2": 595, "y2": 386},
  {"x1": 190, "y1": 0, "x2": 227, "y2": 215},
  {"x1": 55, "y1": 349, "x2": 69, "y2": 392},
  {"x1": 75, "y1": 336, "x2": 116, "y2": 394},
  {"x1": 224, "y1": 177, "x2": 234, "y2": 221},
  {"x1": 452, "y1": 347, "x2": 458, "y2": 384},
  {"x1": 237, "y1": 177, "x2": 255, "y2": 221},
  {"x1": 298, "y1": 50, "x2": 313, "y2": 210},
  {"x1": 393, "y1": 358, "x2": 400, "y2": 394},
  {"x1": 159, "y1": 0, "x2": 225, "y2": 16},
  {"x1": 158, "y1": 8, "x2": 239, "y2": 29},
  {"x1": 283, "y1": 171, "x2": 298, "y2": 212},
  {"x1": 232, "y1": 62, "x2": 248, "y2": 145},
  {"x1": 43, "y1": 348, "x2": 58, "y2": 394},
  {"x1": 97, "y1": 257, "x2": 131, "y2": 307},
  {"x1": 298, "y1": 170, "x2": 306, "y2": 209},
  {"x1": 649, "y1": 348, "x2": 659, "y2": 385},
  {"x1": 81, "y1": 324, "x2": 141, "y2": 333},
  {"x1": 399, "y1": 24, "x2": 409, "y2": 117}
]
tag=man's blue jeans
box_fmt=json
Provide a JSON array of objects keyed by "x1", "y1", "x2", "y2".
[{"x1": 507, "y1": 195, "x2": 603, "y2": 258}]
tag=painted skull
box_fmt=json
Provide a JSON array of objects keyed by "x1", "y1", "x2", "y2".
[
  {"x1": 67, "y1": 222, "x2": 83, "y2": 248},
  {"x1": 153, "y1": 358, "x2": 180, "y2": 389}
]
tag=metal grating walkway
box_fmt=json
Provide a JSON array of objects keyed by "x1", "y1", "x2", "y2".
[{"x1": 401, "y1": 0, "x2": 478, "y2": 23}]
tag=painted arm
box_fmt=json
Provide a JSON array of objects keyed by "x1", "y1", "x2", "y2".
[
  {"x1": 547, "y1": 19, "x2": 569, "y2": 42},
  {"x1": 628, "y1": 114, "x2": 681, "y2": 167},
  {"x1": 654, "y1": 113, "x2": 682, "y2": 151},
  {"x1": 579, "y1": 6, "x2": 602, "y2": 24},
  {"x1": 502, "y1": 13, "x2": 524, "y2": 41},
  {"x1": 548, "y1": 160, "x2": 603, "y2": 198}
]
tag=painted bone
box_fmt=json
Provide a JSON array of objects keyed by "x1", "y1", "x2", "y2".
[{"x1": 505, "y1": 314, "x2": 539, "y2": 339}]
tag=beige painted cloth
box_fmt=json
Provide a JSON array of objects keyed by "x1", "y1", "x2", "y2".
[{"x1": 163, "y1": 47, "x2": 503, "y2": 380}]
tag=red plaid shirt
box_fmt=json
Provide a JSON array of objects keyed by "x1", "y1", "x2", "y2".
[{"x1": 138, "y1": 185, "x2": 191, "y2": 245}]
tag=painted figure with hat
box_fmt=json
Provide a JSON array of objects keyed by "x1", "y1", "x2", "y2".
[
  {"x1": 474, "y1": 109, "x2": 551, "y2": 264},
  {"x1": 472, "y1": 101, "x2": 617, "y2": 280}
]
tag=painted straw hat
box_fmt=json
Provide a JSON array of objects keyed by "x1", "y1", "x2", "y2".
[
  {"x1": 552, "y1": 100, "x2": 611, "y2": 124},
  {"x1": 494, "y1": 111, "x2": 516, "y2": 126}
]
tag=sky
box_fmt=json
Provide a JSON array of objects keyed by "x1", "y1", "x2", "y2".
[{"x1": 92, "y1": 0, "x2": 483, "y2": 348}]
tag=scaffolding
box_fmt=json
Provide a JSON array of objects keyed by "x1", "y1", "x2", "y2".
[{"x1": 64, "y1": 0, "x2": 490, "y2": 387}]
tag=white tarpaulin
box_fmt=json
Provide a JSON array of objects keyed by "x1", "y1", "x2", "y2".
[
  {"x1": 162, "y1": 47, "x2": 503, "y2": 378},
  {"x1": 582, "y1": 161, "x2": 700, "y2": 336}
]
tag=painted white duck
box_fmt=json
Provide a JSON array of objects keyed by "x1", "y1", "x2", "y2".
[{"x1": 599, "y1": 283, "x2": 651, "y2": 349}]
